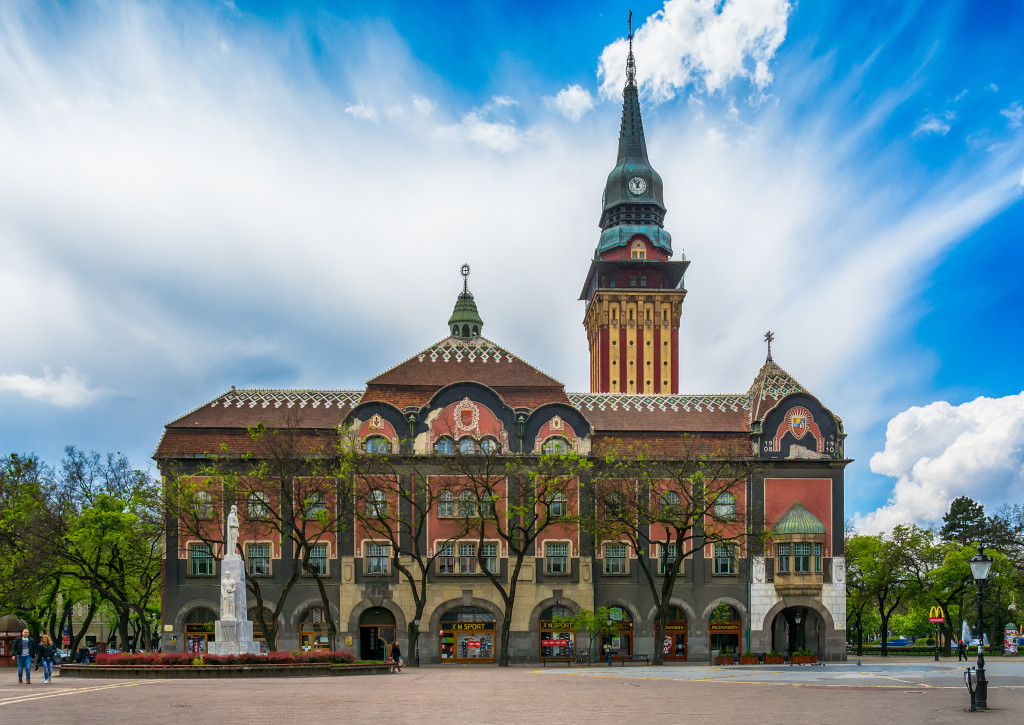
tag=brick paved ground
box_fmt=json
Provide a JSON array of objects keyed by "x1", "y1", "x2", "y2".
[{"x1": 2, "y1": 659, "x2": 1022, "y2": 724}]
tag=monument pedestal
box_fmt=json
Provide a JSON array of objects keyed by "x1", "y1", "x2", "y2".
[{"x1": 207, "y1": 554, "x2": 261, "y2": 655}]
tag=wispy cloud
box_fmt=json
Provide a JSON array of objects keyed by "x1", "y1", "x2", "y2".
[
  {"x1": 344, "y1": 103, "x2": 378, "y2": 121},
  {"x1": 1001, "y1": 101, "x2": 1023, "y2": 128},
  {"x1": 0, "y1": 368, "x2": 101, "y2": 407}
]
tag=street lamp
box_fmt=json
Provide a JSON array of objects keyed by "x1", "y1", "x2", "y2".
[
  {"x1": 969, "y1": 545, "x2": 993, "y2": 710},
  {"x1": 794, "y1": 612, "x2": 802, "y2": 653}
]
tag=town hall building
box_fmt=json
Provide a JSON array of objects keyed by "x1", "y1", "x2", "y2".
[{"x1": 156, "y1": 36, "x2": 849, "y2": 664}]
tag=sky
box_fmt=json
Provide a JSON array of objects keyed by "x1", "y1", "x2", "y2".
[{"x1": 1, "y1": 0, "x2": 1022, "y2": 534}]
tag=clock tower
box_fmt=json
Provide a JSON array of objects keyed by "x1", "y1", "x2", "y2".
[{"x1": 580, "y1": 29, "x2": 688, "y2": 394}]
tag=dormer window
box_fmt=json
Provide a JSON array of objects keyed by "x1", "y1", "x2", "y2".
[{"x1": 631, "y1": 239, "x2": 646, "y2": 259}]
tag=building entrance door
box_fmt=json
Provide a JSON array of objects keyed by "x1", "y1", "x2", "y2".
[{"x1": 359, "y1": 607, "x2": 396, "y2": 661}]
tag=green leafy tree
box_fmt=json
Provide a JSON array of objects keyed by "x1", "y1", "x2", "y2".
[
  {"x1": 552, "y1": 606, "x2": 621, "y2": 664},
  {"x1": 585, "y1": 438, "x2": 762, "y2": 665}
]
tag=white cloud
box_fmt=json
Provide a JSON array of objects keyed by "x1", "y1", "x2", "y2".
[
  {"x1": 598, "y1": 0, "x2": 792, "y2": 101},
  {"x1": 0, "y1": 367, "x2": 101, "y2": 407},
  {"x1": 1000, "y1": 101, "x2": 1023, "y2": 129},
  {"x1": 855, "y1": 394, "x2": 1024, "y2": 533},
  {"x1": 545, "y1": 84, "x2": 595, "y2": 121},
  {"x1": 439, "y1": 112, "x2": 521, "y2": 152},
  {"x1": 412, "y1": 94, "x2": 435, "y2": 115},
  {"x1": 914, "y1": 116, "x2": 952, "y2": 136},
  {"x1": 344, "y1": 103, "x2": 378, "y2": 121}
]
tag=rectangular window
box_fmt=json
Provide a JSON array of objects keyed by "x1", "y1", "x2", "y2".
[
  {"x1": 438, "y1": 543, "x2": 455, "y2": 574},
  {"x1": 545, "y1": 542, "x2": 568, "y2": 575},
  {"x1": 459, "y1": 543, "x2": 477, "y2": 574},
  {"x1": 660, "y1": 544, "x2": 677, "y2": 575},
  {"x1": 189, "y1": 544, "x2": 214, "y2": 577},
  {"x1": 248, "y1": 492, "x2": 270, "y2": 519},
  {"x1": 777, "y1": 543, "x2": 790, "y2": 573},
  {"x1": 366, "y1": 543, "x2": 389, "y2": 575},
  {"x1": 247, "y1": 543, "x2": 271, "y2": 577},
  {"x1": 714, "y1": 493, "x2": 736, "y2": 519},
  {"x1": 480, "y1": 543, "x2": 498, "y2": 575},
  {"x1": 304, "y1": 494, "x2": 326, "y2": 518},
  {"x1": 794, "y1": 542, "x2": 812, "y2": 573},
  {"x1": 192, "y1": 491, "x2": 214, "y2": 520},
  {"x1": 713, "y1": 544, "x2": 735, "y2": 575},
  {"x1": 438, "y1": 492, "x2": 454, "y2": 517},
  {"x1": 604, "y1": 543, "x2": 627, "y2": 575},
  {"x1": 813, "y1": 543, "x2": 822, "y2": 573},
  {"x1": 309, "y1": 543, "x2": 328, "y2": 576}
]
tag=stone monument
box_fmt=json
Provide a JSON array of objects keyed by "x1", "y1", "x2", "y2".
[{"x1": 207, "y1": 504, "x2": 261, "y2": 655}]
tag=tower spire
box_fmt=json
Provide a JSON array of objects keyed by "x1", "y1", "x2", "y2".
[
  {"x1": 764, "y1": 331, "x2": 775, "y2": 363},
  {"x1": 626, "y1": 10, "x2": 636, "y2": 87},
  {"x1": 448, "y1": 264, "x2": 483, "y2": 340}
]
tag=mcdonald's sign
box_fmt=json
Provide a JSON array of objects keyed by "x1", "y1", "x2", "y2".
[{"x1": 929, "y1": 606, "x2": 945, "y2": 624}]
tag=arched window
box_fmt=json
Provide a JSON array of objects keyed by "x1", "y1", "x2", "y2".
[
  {"x1": 542, "y1": 437, "x2": 569, "y2": 456},
  {"x1": 548, "y1": 491, "x2": 567, "y2": 518},
  {"x1": 458, "y1": 490, "x2": 477, "y2": 517},
  {"x1": 363, "y1": 436, "x2": 390, "y2": 455},
  {"x1": 660, "y1": 491, "x2": 681, "y2": 518},
  {"x1": 452, "y1": 325, "x2": 459, "y2": 336},
  {"x1": 438, "y1": 490, "x2": 454, "y2": 517},
  {"x1": 366, "y1": 489, "x2": 388, "y2": 518},
  {"x1": 631, "y1": 239, "x2": 646, "y2": 259},
  {"x1": 479, "y1": 437, "x2": 498, "y2": 455},
  {"x1": 714, "y1": 493, "x2": 736, "y2": 520},
  {"x1": 458, "y1": 437, "x2": 477, "y2": 455},
  {"x1": 435, "y1": 436, "x2": 455, "y2": 455},
  {"x1": 461, "y1": 324, "x2": 470, "y2": 337},
  {"x1": 471, "y1": 325, "x2": 479, "y2": 336},
  {"x1": 304, "y1": 493, "x2": 327, "y2": 518}
]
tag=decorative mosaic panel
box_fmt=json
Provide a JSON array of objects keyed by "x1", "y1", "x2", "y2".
[
  {"x1": 567, "y1": 393, "x2": 749, "y2": 413},
  {"x1": 749, "y1": 363, "x2": 807, "y2": 400},
  {"x1": 214, "y1": 389, "x2": 363, "y2": 410}
]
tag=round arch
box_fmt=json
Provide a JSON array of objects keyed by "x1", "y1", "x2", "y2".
[
  {"x1": 173, "y1": 599, "x2": 219, "y2": 632},
  {"x1": 644, "y1": 598, "x2": 697, "y2": 626},
  {"x1": 760, "y1": 596, "x2": 836, "y2": 633},
  {"x1": 528, "y1": 596, "x2": 581, "y2": 632},
  {"x1": 430, "y1": 597, "x2": 503, "y2": 663},
  {"x1": 347, "y1": 598, "x2": 407, "y2": 636},
  {"x1": 598, "y1": 598, "x2": 643, "y2": 628},
  {"x1": 700, "y1": 597, "x2": 748, "y2": 625}
]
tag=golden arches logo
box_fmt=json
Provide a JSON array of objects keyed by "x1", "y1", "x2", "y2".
[{"x1": 929, "y1": 606, "x2": 945, "y2": 623}]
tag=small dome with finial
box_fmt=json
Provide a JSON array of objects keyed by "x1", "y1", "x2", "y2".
[{"x1": 448, "y1": 264, "x2": 484, "y2": 339}]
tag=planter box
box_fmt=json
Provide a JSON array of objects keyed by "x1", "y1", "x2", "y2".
[
  {"x1": 59, "y1": 662, "x2": 392, "y2": 679},
  {"x1": 738, "y1": 656, "x2": 758, "y2": 665},
  {"x1": 715, "y1": 656, "x2": 734, "y2": 665},
  {"x1": 791, "y1": 655, "x2": 817, "y2": 665},
  {"x1": 765, "y1": 656, "x2": 785, "y2": 664}
]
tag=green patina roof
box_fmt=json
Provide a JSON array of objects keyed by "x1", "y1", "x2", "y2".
[
  {"x1": 448, "y1": 291, "x2": 483, "y2": 339},
  {"x1": 598, "y1": 224, "x2": 672, "y2": 254},
  {"x1": 772, "y1": 501, "x2": 826, "y2": 535}
]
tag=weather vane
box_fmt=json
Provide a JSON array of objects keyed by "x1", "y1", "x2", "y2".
[
  {"x1": 461, "y1": 263, "x2": 470, "y2": 294},
  {"x1": 626, "y1": 10, "x2": 636, "y2": 86},
  {"x1": 764, "y1": 331, "x2": 775, "y2": 363}
]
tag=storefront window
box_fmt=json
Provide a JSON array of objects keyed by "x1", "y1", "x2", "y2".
[
  {"x1": 601, "y1": 606, "x2": 633, "y2": 659},
  {"x1": 655, "y1": 606, "x2": 688, "y2": 661},
  {"x1": 184, "y1": 607, "x2": 216, "y2": 653},
  {"x1": 439, "y1": 606, "x2": 496, "y2": 663},
  {"x1": 709, "y1": 604, "x2": 741, "y2": 656},
  {"x1": 539, "y1": 605, "x2": 575, "y2": 660},
  {"x1": 300, "y1": 607, "x2": 330, "y2": 651}
]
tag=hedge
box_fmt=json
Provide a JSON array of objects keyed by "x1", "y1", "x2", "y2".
[{"x1": 94, "y1": 651, "x2": 356, "y2": 666}]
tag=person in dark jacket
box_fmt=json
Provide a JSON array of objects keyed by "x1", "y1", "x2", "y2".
[
  {"x1": 15, "y1": 629, "x2": 37, "y2": 684},
  {"x1": 391, "y1": 640, "x2": 402, "y2": 673},
  {"x1": 957, "y1": 639, "x2": 967, "y2": 661},
  {"x1": 38, "y1": 634, "x2": 56, "y2": 683}
]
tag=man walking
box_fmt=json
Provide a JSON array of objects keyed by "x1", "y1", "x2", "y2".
[
  {"x1": 957, "y1": 639, "x2": 967, "y2": 662},
  {"x1": 16, "y1": 628, "x2": 37, "y2": 684}
]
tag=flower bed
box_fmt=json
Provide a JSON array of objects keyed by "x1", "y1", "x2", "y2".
[{"x1": 94, "y1": 651, "x2": 355, "y2": 666}]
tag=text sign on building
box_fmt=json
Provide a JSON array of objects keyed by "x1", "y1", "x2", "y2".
[{"x1": 929, "y1": 606, "x2": 945, "y2": 624}]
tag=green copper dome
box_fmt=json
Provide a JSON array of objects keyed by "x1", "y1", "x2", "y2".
[
  {"x1": 448, "y1": 264, "x2": 483, "y2": 339},
  {"x1": 772, "y1": 501, "x2": 826, "y2": 535}
]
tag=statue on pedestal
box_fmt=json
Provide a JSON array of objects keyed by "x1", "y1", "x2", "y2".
[{"x1": 226, "y1": 504, "x2": 240, "y2": 557}]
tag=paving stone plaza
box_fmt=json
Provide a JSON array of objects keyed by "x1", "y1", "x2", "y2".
[{"x1": 3, "y1": 659, "x2": 1023, "y2": 723}]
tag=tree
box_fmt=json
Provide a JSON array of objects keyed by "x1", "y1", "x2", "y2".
[
  {"x1": 585, "y1": 438, "x2": 761, "y2": 665},
  {"x1": 845, "y1": 532, "x2": 877, "y2": 655},
  {"x1": 165, "y1": 421, "x2": 347, "y2": 651},
  {"x1": 337, "y1": 444, "x2": 474, "y2": 667},
  {"x1": 940, "y1": 496, "x2": 988, "y2": 546},
  {"x1": 438, "y1": 447, "x2": 592, "y2": 667},
  {"x1": 552, "y1": 606, "x2": 620, "y2": 664}
]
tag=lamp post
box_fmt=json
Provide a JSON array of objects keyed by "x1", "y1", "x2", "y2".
[
  {"x1": 794, "y1": 612, "x2": 802, "y2": 653},
  {"x1": 969, "y1": 545, "x2": 993, "y2": 710}
]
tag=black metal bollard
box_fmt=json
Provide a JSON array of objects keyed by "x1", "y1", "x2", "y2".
[{"x1": 964, "y1": 667, "x2": 977, "y2": 712}]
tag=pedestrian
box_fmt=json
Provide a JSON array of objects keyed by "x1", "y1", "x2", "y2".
[
  {"x1": 957, "y1": 639, "x2": 967, "y2": 662},
  {"x1": 391, "y1": 639, "x2": 402, "y2": 673},
  {"x1": 38, "y1": 634, "x2": 56, "y2": 684},
  {"x1": 15, "y1": 628, "x2": 37, "y2": 684},
  {"x1": 603, "y1": 641, "x2": 612, "y2": 666}
]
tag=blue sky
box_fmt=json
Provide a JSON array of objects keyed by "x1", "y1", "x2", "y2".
[{"x1": 1, "y1": 0, "x2": 1022, "y2": 532}]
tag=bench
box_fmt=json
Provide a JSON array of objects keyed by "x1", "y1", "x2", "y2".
[
  {"x1": 542, "y1": 657, "x2": 572, "y2": 667},
  {"x1": 613, "y1": 654, "x2": 649, "y2": 666}
]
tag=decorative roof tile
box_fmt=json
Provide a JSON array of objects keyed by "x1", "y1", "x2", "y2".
[
  {"x1": 568, "y1": 393, "x2": 749, "y2": 414},
  {"x1": 213, "y1": 389, "x2": 363, "y2": 410}
]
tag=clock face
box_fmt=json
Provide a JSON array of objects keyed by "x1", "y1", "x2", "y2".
[{"x1": 627, "y1": 176, "x2": 647, "y2": 195}]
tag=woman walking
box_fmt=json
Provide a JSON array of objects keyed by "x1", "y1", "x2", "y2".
[
  {"x1": 391, "y1": 639, "x2": 402, "y2": 673},
  {"x1": 38, "y1": 635, "x2": 56, "y2": 684}
]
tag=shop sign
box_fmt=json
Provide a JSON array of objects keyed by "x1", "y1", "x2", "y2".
[
  {"x1": 467, "y1": 639, "x2": 480, "y2": 649},
  {"x1": 449, "y1": 622, "x2": 495, "y2": 632},
  {"x1": 545, "y1": 639, "x2": 568, "y2": 647},
  {"x1": 63, "y1": 635, "x2": 71, "y2": 646},
  {"x1": 928, "y1": 606, "x2": 945, "y2": 624},
  {"x1": 665, "y1": 623, "x2": 687, "y2": 632},
  {"x1": 710, "y1": 622, "x2": 740, "y2": 633}
]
